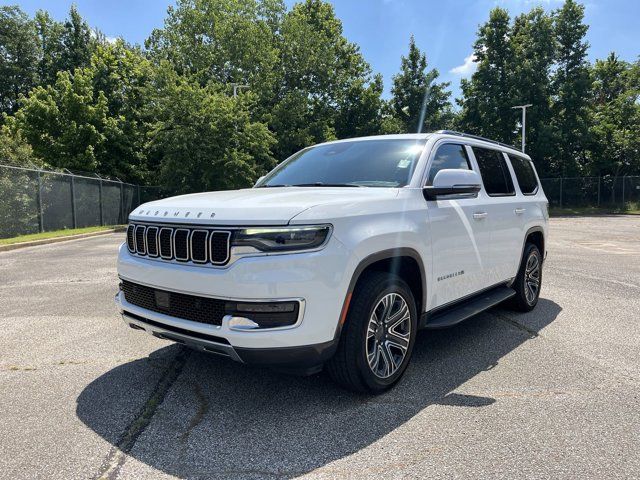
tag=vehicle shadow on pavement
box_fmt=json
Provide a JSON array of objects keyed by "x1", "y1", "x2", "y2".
[{"x1": 77, "y1": 298, "x2": 561, "y2": 479}]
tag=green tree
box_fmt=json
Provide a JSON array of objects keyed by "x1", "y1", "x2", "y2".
[
  {"x1": 510, "y1": 8, "x2": 555, "y2": 176},
  {"x1": 458, "y1": 7, "x2": 516, "y2": 144},
  {"x1": 0, "y1": 6, "x2": 40, "y2": 116},
  {"x1": 335, "y1": 74, "x2": 385, "y2": 138},
  {"x1": 13, "y1": 69, "x2": 113, "y2": 172},
  {"x1": 390, "y1": 36, "x2": 453, "y2": 133},
  {"x1": 274, "y1": 0, "x2": 379, "y2": 157},
  {"x1": 90, "y1": 41, "x2": 153, "y2": 182},
  {"x1": 146, "y1": 0, "x2": 283, "y2": 101},
  {"x1": 59, "y1": 5, "x2": 95, "y2": 73},
  {"x1": 34, "y1": 10, "x2": 66, "y2": 86},
  {"x1": 551, "y1": 0, "x2": 591, "y2": 176},
  {"x1": 145, "y1": 64, "x2": 276, "y2": 193},
  {"x1": 588, "y1": 54, "x2": 640, "y2": 180}
]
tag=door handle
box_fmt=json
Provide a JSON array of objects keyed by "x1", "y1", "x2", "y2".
[
  {"x1": 473, "y1": 212, "x2": 488, "y2": 220},
  {"x1": 514, "y1": 208, "x2": 526, "y2": 215}
]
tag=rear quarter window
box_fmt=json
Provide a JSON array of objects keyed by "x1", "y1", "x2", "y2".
[{"x1": 508, "y1": 155, "x2": 539, "y2": 195}]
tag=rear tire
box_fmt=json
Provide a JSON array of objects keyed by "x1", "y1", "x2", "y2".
[
  {"x1": 327, "y1": 272, "x2": 417, "y2": 393},
  {"x1": 508, "y1": 243, "x2": 542, "y2": 312}
]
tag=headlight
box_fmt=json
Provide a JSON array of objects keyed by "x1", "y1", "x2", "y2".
[{"x1": 231, "y1": 225, "x2": 331, "y2": 252}]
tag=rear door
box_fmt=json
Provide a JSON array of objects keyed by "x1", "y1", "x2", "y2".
[
  {"x1": 425, "y1": 142, "x2": 492, "y2": 307},
  {"x1": 507, "y1": 152, "x2": 545, "y2": 252},
  {"x1": 470, "y1": 146, "x2": 524, "y2": 283}
]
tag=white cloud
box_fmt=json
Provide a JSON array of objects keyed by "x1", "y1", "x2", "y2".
[
  {"x1": 106, "y1": 36, "x2": 118, "y2": 44},
  {"x1": 450, "y1": 54, "x2": 477, "y2": 77}
]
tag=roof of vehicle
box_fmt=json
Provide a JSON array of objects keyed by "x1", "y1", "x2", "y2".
[{"x1": 315, "y1": 131, "x2": 529, "y2": 159}]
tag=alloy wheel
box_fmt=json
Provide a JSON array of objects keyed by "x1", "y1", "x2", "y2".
[
  {"x1": 365, "y1": 293, "x2": 412, "y2": 379},
  {"x1": 524, "y1": 252, "x2": 541, "y2": 304}
]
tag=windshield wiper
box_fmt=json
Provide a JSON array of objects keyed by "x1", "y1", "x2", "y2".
[
  {"x1": 256, "y1": 184, "x2": 291, "y2": 188},
  {"x1": 290, "y1": 182, "x2": 364, "y2": 187}
]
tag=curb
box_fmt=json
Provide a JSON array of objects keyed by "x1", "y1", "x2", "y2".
[{"x1": 0, "y1": 226, "x2": 126, "y2": 252}]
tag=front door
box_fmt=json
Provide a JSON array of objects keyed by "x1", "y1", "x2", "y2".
[{"x1": 425, "y1": 143, "x2": 492, "y2": 308}]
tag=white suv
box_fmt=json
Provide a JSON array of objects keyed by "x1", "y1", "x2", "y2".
[{"x1": 116, "y1": 131, "x2": 548, "y2": 392}]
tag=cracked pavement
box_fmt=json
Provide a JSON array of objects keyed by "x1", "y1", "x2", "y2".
[{"x1": 1, "y1": 216, "x2": 639, "y2": 479}]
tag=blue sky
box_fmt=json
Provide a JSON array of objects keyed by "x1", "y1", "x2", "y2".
[{"x1": 5, "y1": 0, "x2": 639, "y2": 100}]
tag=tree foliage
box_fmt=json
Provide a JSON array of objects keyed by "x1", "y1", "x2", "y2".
[
  {"x1": 458, "y1": 8, "x2": 515, "y2": 143},
  {"x1": 145, "y1": 64, "x2": 276, "y2": 193},
  {"x1": 390, "y1": 36, "x2": 454, "y2": 133},
  {"x1": 0, "y1": 6, "x2": 40, "y2": 116}
]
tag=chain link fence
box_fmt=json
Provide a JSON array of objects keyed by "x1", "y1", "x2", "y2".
[
  {"x1": 540, "y1": 176, "x2": 640, "y2": 209},
  {"x1": 0, "y1": 164, "x2": 162, "y2": 239}
]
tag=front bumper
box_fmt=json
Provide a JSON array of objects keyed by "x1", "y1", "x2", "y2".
[{"x1": 116, "y1": 235, "x2": 356, "y2": 364}]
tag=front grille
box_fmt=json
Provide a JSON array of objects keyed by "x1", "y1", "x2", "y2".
[
  {"x1": 121, "y1": 280, "x2": 226, "y2": 326},
  {"x1": 127, "y1": 223, "x2": 231, "y2": 266}
]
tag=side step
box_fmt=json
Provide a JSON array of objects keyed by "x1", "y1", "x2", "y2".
[{"x1": 421, "y1": 286, "x2": 516, "y2": 329}]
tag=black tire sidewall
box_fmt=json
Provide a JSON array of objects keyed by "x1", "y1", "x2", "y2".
[{"x1": 518, "y1": 244, "x2": 542, "y2": 309}]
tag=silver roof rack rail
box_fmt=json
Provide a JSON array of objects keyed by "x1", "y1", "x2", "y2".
[{"x1": 434, "y1": 130, "x2": 517, "y2": 151}]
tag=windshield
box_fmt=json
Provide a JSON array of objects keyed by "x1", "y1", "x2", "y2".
[{"x1": 257, "y1": 138, "x2": 427, "y2": 188}]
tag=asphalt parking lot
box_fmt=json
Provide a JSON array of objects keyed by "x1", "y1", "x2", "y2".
[{"x1": 1, "y1": 216, "x2": 639, "y2": 479}]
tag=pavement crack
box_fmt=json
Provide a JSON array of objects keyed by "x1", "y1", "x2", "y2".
[
  {"x1": 180, "y1": 382, "x2": 209, "y2": 443},
  {"x1": 94, "y1": 347, "x2": 191, "y2": 480},
  {"x1": 490, "y1": 311, "x2": 539, "y2": 338}
]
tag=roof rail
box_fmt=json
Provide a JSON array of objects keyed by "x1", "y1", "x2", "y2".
[{"x1": 434, "y1": 130, "x2": 517, "y2": 150}]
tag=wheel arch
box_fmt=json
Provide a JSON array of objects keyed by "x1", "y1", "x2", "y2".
[
  {"x1": 334, "y1": 248, "x2": 427, "y2": 341},
  {"x1": 524, "y1": 226, "x2": 545, "y2": 259}
]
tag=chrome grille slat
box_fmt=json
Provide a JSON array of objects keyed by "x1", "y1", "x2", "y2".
[
  {"x1": 127, "y1": 223, "x2": 231, "y2": 266},
  {"x1": 159, "y1": 228, "x2": 173, "y2": 259},
  {"x1": 190, "y1": 230, "x2": 209, "y2": 263},
  {"x1": 210, "y1": 231, "x2": 231, "y2": 264},
  {"x1": 173, "y1": 228, "x2": 190, "y2": 261},
  {"x1": 146, "y1": 226, "x2": 159, "y2": 257},
  {"x1": 126, "y1": 225, "x2": 136, "y2": 253},
  {"x1": 134, "y1": 225, "x2": 146, "y2": 255}
]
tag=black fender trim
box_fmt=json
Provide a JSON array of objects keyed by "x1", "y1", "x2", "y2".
[
  {"x1": 523, "y1": 226, "x2": 545, "y2": 261},
  {"x1": 333, "y1": 247, "x2": 427, "y2": 342}
]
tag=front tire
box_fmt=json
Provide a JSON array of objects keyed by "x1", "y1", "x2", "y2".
[
  {"x1": 327, "y1": 272, "x2": 417, "y2": 393},
  {"x1": 509, "y1": 243, "x2": 542, "y2": 312}
]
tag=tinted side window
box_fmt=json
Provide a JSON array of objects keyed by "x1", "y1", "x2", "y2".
[
  {"x1": 426, "y1": 143, "x2": 471, "y2": 185},
  {"x1": 508, "y1": 155, "x2": 539, "y2": 195},
  {"x1": 472, "y1": 147, "x2": 515, "y2": 196}
]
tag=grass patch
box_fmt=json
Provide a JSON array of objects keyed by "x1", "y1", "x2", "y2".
[
  {"x1": 550, "y1": 206, "x2": 640, "y2": 216},
  {"x1": 0, "y1": 225, "x2": 121, "y2": 245}
]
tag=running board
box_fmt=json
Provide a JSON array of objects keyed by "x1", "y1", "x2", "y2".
[{"x1": 421, "y1": 286, "x2": 516, "y2": 329}]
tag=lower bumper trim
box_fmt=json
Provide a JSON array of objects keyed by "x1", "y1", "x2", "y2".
[{"x1": 121, "y1": 310, "x2": 337, "y2": 373}]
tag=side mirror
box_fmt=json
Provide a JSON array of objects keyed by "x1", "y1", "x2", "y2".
[
  {"x1": 254, "y1": 175, "x2": 266, "y2": 187},
  {"x1": 423, "y1": 169, "x2": 482, "y2": 201}
]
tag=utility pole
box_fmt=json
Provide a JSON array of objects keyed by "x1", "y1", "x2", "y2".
[
  {"x1": 512, "y1": 104, "x2": 532, "y2": 153},
  {"x1": 230, "y1": 83, "x2": 249, "y2": 97}
]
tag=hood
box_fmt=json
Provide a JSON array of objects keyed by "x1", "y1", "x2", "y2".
[{"x1": 129, "y1": 187, "x2": 400, "y2": 225}]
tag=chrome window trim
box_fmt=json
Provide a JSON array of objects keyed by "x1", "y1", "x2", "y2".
[
  {"x1": 159, "y1": 227, "x2": 173, "y2": 260},
  {"x1": 134, "y1": 225, "x2": 146, "y2": 255},
  {"x1": 189, "y1": 229, "x2": 209, "y2": 264},
  {"x1": 173, "y1": 228, "x2": 191, "y2": 262},
  {"x1": 210, "y1": 231, "x2": 231, "y2": 265},
  {"x1": 145, "y1": 226, "x2": 159, "y2": 258}
]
